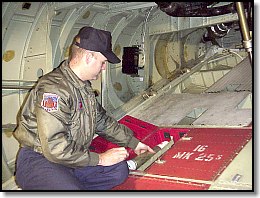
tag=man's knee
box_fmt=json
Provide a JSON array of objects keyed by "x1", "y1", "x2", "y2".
[{"x1": 113, "y1": 161, "x2": 129, "y2": 185}]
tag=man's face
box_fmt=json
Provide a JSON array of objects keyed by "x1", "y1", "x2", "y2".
[{"x1": 87, "y1": 52, "x2": 108, "y2": 80}]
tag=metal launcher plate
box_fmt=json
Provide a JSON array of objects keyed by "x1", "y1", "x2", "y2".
[{"x1": 90, "y1": 115, "x2": 252, "y2": 190}]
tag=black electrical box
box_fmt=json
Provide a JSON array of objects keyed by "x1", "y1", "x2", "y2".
[{"x1": 122, "y1": 47, "x2": 139, "y2": 75}]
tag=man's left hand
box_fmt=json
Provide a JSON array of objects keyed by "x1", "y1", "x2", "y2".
[{"x1": 134, "y1": 142, "x2": 155, "y2": 155}]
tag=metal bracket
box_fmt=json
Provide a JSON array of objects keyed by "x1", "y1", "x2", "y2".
[{"x1": 137, "y1": 139, "x2": 175, "y2": 171}]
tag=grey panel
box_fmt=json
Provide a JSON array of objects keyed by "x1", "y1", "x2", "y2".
[
  {"x1": 205, "y1": 56, "x2": 252, "y2": 93},
  {"x1": 129, "y1": 91, "x2": 252, "y2": 127}
]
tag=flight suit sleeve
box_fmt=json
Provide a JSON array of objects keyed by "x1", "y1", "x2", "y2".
[
  {"x1": 95, "y1": 102, "x2": 140, "y2": 150},
  {"x1": 35, "y1": 84, "x2": 99, "y2": 167}
]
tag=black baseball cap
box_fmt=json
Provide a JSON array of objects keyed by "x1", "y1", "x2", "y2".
[{"x1": 75, "y1": 26, "x2": 120, "y2": 64}]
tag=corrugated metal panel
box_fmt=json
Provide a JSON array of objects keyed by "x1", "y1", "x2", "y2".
[{"x1": 205, "y1": 56, "x2": 252, "y2": 93}]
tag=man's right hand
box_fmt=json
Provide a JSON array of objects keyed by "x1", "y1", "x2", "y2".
[{"x1": 98, "y1": 147, "x2": 129, "y2": 166}]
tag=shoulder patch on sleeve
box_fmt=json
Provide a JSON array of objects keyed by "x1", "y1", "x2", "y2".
[{"x1": 41, "y1": 93, "x2": 60, "y2": 112}]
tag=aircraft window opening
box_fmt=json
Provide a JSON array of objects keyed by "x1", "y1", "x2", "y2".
[{"x1": 22, "y1": 3, "x2": 31, "y2": 10}]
